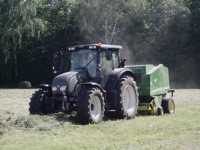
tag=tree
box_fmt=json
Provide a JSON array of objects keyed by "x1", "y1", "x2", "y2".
[
  {"x1": 0, "y1": 0, "x2": 44, "y2": 82},
  {"x1": 0, "y1": 0, "x2": 199, "y2": 88},
  {"x1": 15, "y1": 0, "x2": 81, "y2": 85},
  {"x1": 78, "y1": 0, "x2": 132, "y2": 44}
]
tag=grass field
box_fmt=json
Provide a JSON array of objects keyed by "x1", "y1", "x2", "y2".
[{"x1": 0, "y1": 89, "x2": 200, "y2": 150}]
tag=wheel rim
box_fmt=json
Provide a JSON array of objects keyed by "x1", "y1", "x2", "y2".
[
  {"x1": 89, "y1": 95, "x2": 102, "y2": 122},
  {"x1": 150, "y1": 101, "x2": 156, "y2": 115},
  {"x1": 122, "y1": 85, "x2": 137, "y2": 116},
  {"x1": 169, "y1": 99, "x2": 175, "y2": 113}
]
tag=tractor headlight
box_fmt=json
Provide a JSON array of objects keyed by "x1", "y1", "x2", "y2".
[
  {"x1": 60, "y1": 85, "x2": 67, "y2": 92},
  {"x1": 52, "y1": 86, "x2": 57, "y2": 92},
  {"x1": 52, "y1": 85, "x2": 66, "y2": 94}
]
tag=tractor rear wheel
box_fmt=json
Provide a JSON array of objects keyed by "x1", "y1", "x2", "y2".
[
  {"x1": 116, "y1": 76, "x2": 139, "y2": 119},
  {"x1": 77, "y1": 87, "x2": 105, "y2": 124},
  {"x1": 162, "y1": 98, "x2": 175, "y2": 114}
]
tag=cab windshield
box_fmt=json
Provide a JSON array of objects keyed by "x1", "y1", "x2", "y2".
[{"x1": 70, "y1": 49, "x2": 97, "y2": 76}]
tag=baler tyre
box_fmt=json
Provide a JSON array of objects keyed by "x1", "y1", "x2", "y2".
[
  {"x1": 149, "y1": 100, "x2": 157, "y2": 115},
  {"x1": 162, "y1": 98, "x2": 175, "y2": 114},
  {"x1": 29, "y1": 90, "x2": 45, "y2": 114},
  {"x1": 116, "y1": 76, "x2": 139, "y2": 119},
  {"x1": 77, "y1": 87, "x2": 105, "y2": 124},
  {"x1": 157, "y1": 107, "x2": 164, "y2": 116}
]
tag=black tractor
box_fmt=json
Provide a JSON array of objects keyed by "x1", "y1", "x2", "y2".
[{"x1": 29, "y1": 44, "x2": 139, "y2": 124}]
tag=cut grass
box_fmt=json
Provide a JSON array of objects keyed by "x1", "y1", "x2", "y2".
[{"x1": 0, "y1": 89, "x2": 200, "y2": 150}]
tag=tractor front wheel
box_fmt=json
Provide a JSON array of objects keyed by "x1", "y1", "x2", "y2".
[
  {"x1": 77, "y1": 87, "x2": 105, "y2": 124},
  {"x1": 29, "y1": 90, "x2": 55, "y2": 114},
  {"x1": 29, "y1": 90, "x2": 46, "y2": 114}
]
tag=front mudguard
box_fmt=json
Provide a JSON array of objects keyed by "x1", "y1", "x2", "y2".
[
  {"x1": 39, "y1": 84, "x2": 52, "y2": 96},
  {"x1": 80, "y1": 82, "x2": 106, "y2": 95},
  {"x1": 39, "y1": 84, "x2": 51, "y2": 90}
]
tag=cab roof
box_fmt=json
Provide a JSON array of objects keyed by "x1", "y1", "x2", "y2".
[{"x1": 68, "y1": 43, "x2": 122, "y2": 51}]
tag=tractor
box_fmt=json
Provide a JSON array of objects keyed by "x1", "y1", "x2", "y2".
[
  {"x1": 29, "y1": 43, "x2": 175, "y2": 124},
  {"x1": 29, "y1": 44, "x2": 139, "y2": 124}
]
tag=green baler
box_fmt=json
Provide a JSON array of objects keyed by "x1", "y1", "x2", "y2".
[{"x1": 126, "y1": 64, "x2": 175, "y2": 115}]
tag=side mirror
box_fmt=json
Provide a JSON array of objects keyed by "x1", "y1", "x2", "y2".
[
  {"x1": 52, "y1": 66, "x2": 57, "y2": 74},
  {"x1": 119, "y1": 58, "x2": 126, "y2": 67}
]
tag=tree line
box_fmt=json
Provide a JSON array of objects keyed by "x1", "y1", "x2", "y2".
[{"x1": 0, "y1": 0, "x2": 199, "y2": 88}]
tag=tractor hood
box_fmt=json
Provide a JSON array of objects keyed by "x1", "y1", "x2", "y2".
[{"x1": 51, "y1": 71, "x2": 79, "y2": 95}]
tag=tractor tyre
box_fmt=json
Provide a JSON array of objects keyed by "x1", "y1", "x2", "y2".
[
  {"x1": 161, "y1": 98, "x2": 175, "y2": 114},
  {"x1": 77, "y1": 87, "x2": 105, "y2": 124},
  {"x1": 29, "y1": 90, "x2": 55, "y2": 114},
  {"x1": 29, "y1": 90, "x2": 45, "y2": 114},
  {"x1": 116, "y1": 76, "x2": 139, "y2": 119}
]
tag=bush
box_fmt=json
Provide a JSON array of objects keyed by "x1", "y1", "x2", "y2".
[{"x1": 18, "y1": 81, "x2": 32, "y2": 89}]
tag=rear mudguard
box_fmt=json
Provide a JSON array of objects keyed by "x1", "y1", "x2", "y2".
[
  {"x1": 105, "y1": 68, "x2": 135, "y2": 110},
  {"x1": 105, "y1": 68, "x2": 135, "y2": 91}
]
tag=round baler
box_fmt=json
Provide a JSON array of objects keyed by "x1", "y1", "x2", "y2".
[{"x1": 126, "y1": 64, "x2": 175, "y2": 115}]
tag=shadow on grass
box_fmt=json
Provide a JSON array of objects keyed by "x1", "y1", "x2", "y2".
[
  {"x1": 52, "y1": 112, "x2": 92, "y2": 125},
  {"x1": 53, "y1": 113, "x2": 76, "y2": 124},
  {"x1": 53, "y1": 112, "x2": 124, "y2": 125},
  {"x1": 27, "y1": 110, "x2": 159, "y2": 127}
]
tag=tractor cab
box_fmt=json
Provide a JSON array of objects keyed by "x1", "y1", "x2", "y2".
[{"x1": 68, "y1": 44, "x2": 123, "y2": 85}]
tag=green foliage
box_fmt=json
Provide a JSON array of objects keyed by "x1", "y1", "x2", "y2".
[
  {"x1": 190, "y1": 0, "x2": 200, "y2": 42},
  {"x1": 0, "y1": 0, "x2": 43, "y2": 49},
  {"x1": 0, "y1": 0, "x2": 44, "y2": 83},
  {"x1": 78, "y1": 0, "x2": 132, "y2": 43},
  {"x1": 0, "y1": 0, "x2": 199, "y2": 87}
]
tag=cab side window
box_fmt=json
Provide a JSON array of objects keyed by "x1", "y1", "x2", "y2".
[
  {"x1": 112, "y1": 51, "x2": 119, "y2": 68},
  {"x1": 100, "y1": 51, "x2": 113, "y2": 85},
  {"x1": 100, "y1": 51, "x2": 113, "y2": 72}
]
